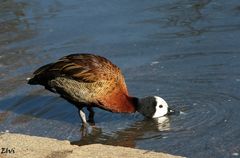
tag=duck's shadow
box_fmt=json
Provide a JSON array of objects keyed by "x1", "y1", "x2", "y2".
[
  {"x1": 72, "y1": 116, "x2": 171, "y2": 148},
  {"x1": 0, "y1": 92, "x2": 171, "y2": 148}
]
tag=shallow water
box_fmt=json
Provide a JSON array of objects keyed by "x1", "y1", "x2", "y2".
[{"x1": 0, "y1": 0, "x2": 240, "y2": 157}]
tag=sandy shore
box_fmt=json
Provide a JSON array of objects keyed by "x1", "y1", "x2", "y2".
[{"x1": 0, "y1": 133, "x2": 183, "y2": 158}]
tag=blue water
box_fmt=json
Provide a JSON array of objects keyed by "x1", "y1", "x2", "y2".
[{"x1": 0, "y1": 0, "x2": 240, "y2": 157}]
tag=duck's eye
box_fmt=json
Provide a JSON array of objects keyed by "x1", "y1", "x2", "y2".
[{"x1": 159, "y1": 105, "x2": 163, "y2": 108}]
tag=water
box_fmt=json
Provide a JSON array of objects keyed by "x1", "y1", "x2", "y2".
[{"x1": 0, "y1": 0, "x2": 240, "y2": 157}]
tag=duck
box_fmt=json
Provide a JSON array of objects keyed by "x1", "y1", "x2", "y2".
[{"x1": 27, "y1": 53, "x2": 174, "y2": 125}]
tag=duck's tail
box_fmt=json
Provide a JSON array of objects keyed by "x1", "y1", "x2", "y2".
[
  {"x1": 27, "y1": 63, "x2": 54, "y2": 85},
  {"x1": 26, "y1": 77, "x2": 38, "y2": 85}
]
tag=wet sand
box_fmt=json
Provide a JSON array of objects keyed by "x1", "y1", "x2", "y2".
[{"x1": 0, "y1": 132, "x2": 183, "y2": 158}]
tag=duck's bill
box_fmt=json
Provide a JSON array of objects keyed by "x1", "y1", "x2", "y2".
[{"x1": 167, "y1": 108, "x2": 177, "y2": 115}]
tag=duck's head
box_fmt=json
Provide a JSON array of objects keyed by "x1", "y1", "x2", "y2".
[{"x1": 136, "y1": 96, "x2": 175, "y2": 118}]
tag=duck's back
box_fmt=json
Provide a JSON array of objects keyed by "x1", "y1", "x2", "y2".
[{"x1": 28, "y1": 54, "x2": 136, "y2": 113}]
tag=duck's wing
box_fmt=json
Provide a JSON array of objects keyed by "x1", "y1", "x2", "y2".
[
  {"x1": 58, "y1": 54, "x2": 120, "y2": 82},
  {"x1": 28, "y1": 54, "x2": 119, "y2": 85}
]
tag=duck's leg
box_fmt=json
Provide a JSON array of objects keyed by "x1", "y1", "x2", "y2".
[
  {"x1": 78, "y1": 108, "x2": 87, "y2": 125},
  {"x1": 87, "y1": 107, "x2": 95, "y2": 124},
  {"x1": 78, "y1": 108, "x2": 93, "y2": 136},
  {"x1": 62, "y1": 97, "x2": 88, "y2": 126}
]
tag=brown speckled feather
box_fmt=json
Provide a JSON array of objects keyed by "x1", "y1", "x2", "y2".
[{"x1": 29, "y1": 54, "x2": 136, "y2": 113}]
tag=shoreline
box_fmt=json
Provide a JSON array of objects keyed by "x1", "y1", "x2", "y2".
[{"x1": 0, "y1": 132, "x2": 183, "y2": 158}]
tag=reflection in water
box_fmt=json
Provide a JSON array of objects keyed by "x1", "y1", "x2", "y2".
[
  {"x1": 71, "y1": 117, "x2": 171, "y2": 148},
  {"x1": 11, "y1": 114, "x2": 33, "y2": 125},
  {"x1": 154, "y1": 116, "x2": 170, "y2": 131}
]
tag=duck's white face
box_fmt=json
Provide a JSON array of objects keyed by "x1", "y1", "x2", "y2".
[
  {"x1": 137, "y1": 96, "x2": 174, "y2": 118},
  {"x1": 152, "y1": 96, "x2": 169, "y2": 118}
]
